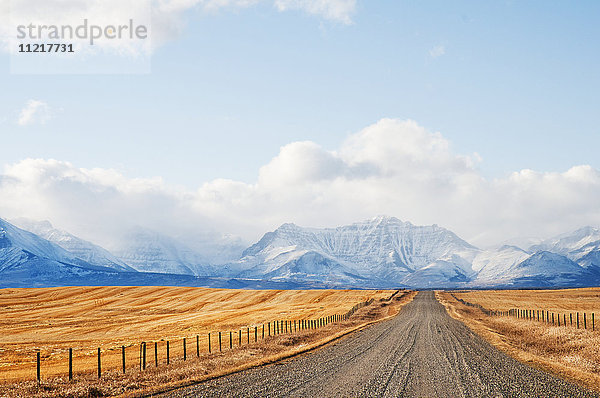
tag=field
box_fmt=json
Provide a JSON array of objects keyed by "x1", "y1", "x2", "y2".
[
  {"x1": 0, "y1": 286, "x2": 394, "y2": 384},
  {"x1": 451, "y1": 288, "x2": 600, "y2": 314},
  {"x1": 439, "y1": 288, "x2": 600, "y2": 393}
]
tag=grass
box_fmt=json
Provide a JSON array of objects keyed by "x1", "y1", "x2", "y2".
[
  {"x1": 0, "y1": 286, "x2": 414, "y2": 397},
  {"x1": 438, "y1": 289, "x2": 600, "y2": 393}
]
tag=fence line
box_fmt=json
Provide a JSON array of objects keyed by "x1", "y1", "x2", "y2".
[
  {"x1": 27, "y1": 292, "x2": 400, "y2": 383},
  {"x1": 451, "y1": 293, "x2": 596, "y2": 332}
]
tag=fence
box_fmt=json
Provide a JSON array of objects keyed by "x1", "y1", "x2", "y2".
[
  {"x1": 26, "y1": 294, "x2": 394, "y2": 384},
  {"x1": 451, "y1": 293, "x2": 596, "y2": 331}
]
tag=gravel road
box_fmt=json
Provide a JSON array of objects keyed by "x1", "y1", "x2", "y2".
[{"x1": 157, "y1": 291, "x2": 598, "y2": 398}]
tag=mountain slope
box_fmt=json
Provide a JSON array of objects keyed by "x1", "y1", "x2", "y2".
[
  {"x1": 471, "y1": 245, "x2": 532, "y2": 286},
  {"x1": 110, "y1": 228, "x2": 216, "y2": 276},
  {"x1": 530, "y1": 226, "x2": 600, "y2": 267},
  {"x1": 0, "y1": 218, "x2": 128, "y2": 287},
  {"x1": 234, "y1": 216, "x2": 480, "y2": 287},
  {"x1": 11, "y1": 218, "x2": 135, "y2": 272}
]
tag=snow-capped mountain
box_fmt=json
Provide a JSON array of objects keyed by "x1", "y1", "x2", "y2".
[
  {"x1": 501, "y1": 251, "x2": 599, "y2": 287},
  {"x1": 12, "y1": 218, "x2": 134, "y2": 272},
  {"x1": 232, "y1": 216, "x2": 480, "y2": 287},
  {"x1": 230, "y1": 218, "x2": 600, "y2": 288},
  {"x1": 530, "y1": 226, "x2": 600, "y2": 268},
  {"x1": 471, "y1": 245, "x2": 532, "y2": 286},
  {"x1": 3, "y1": 214, "x2": 600, "y2": 289},
  {"x1": 110, "y1": 227, "x2": 217, "y2": 276},
  {"x1": 0, "y1": 218, "x2": 126, "y2": 287}
]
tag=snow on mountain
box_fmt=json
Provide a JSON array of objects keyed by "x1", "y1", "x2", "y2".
[
  {"x1": 110, "y1": 228, "x2": 216, "y2": 276},
  {"x1": 0, "y1": 218, "x2": 127, "y2": 287},
  {"x1": 11, "y1": 218, "x2": 135, "y2": 272},
  {"x1": 233, "y1": 216, "x2": 480, "y2": 287},
  {"x1": 504, "y1": 251, "x2": 598, "y2": 287},
  {"x1": 3, "y1": 214, "x2": 600, "y2": 289},
  {"x1": 471, "y1": 245, "x2": 531, "y2": 285},
  {"x1": 0, "y1": 218, "x2": 94, "y2": 268},
  {"x1": 530, "y1": 226, "x2": 600, "y2": 267}
]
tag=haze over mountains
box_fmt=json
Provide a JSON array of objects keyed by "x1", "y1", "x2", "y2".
[{"x1": 2, "y1": 216, "x2": 600, "y2": 289}]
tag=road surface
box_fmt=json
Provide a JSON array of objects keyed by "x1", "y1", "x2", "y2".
[{"x1": 159, "y1": 291, "x2": 597, "y2": 397}]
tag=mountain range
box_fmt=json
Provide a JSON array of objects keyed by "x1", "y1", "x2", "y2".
[{"x1": 2, "y1": 216, "x2": 600, "y2": 289}]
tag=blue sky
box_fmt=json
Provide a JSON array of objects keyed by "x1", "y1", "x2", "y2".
[
  {"x1": 2, "y1": 0, "x2": 598, "y2": 186},
  {"x1": 0, "y1": 0, "x2": 599, "y2": 246}
]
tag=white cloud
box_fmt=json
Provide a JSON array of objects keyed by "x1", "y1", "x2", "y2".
[
  {"x1": 17, "y1": 100, "x2": 52, "y2": 126},
  {"x1": 429, "y1": 45, "x2": 445, "y2": 58},
  {"x1": 1, "y1": 118, "x2": 599, "y2": 250}
]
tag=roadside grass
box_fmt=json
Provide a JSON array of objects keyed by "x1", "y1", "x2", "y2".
[
  {"x1": 0, "y1": 290, "x2": 416, "y2": 397},
  {"x1": 438, "y1": 290, "x2": 600, "y2": 393}
]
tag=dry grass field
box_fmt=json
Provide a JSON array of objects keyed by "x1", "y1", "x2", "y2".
[
  {"x1": 439, "y1": 289, "x2": 600, "y2": 394},
  {"x1": 452, "y1": 288, "x2": 600, "y2": 314},
  {"x1": 0, "y1": 286, "x2": 395, "y2": 387}
]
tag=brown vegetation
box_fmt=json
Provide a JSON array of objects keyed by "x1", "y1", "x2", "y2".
[
  {"x1": 438, "y1": 289, "x2": 600, "y2": 393},
  {"x1": 0, "y1": 286, "x2": 414, "y2": 397}
]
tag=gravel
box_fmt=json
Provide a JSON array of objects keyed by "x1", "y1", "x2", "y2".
[{"x1": 157, "y1": 291, "x2": 598, "y2": 398}]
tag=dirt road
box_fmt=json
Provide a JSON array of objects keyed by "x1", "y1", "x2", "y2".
[{"x1": 159, "y1": 291, "x2": 597, "y2": 397}]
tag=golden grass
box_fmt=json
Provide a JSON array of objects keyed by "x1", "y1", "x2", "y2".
[
  {"x1": 438, "y1": 289, "x2": 600, "y2": 393},
  {"x1": 452, "y1": 287, "x2": 600, "y2": 314},
  {"x1": 0, "y1": 287, "x2": 415, "y2": 397}
]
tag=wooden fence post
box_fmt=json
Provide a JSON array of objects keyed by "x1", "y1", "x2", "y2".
[
  {"x1": 239, "y1": 329, "x2": 241, "y2": 346},
  {"x1": 584, "y1": 313, "x2": 587, "y2": 329},
  {"x1": 268, "y1": 322, "x2": 271, "y2": 337},
  {"x1": 593, "y1": 313, "x2": 595, "y2": 331},
  {"x1": 229, "y1": 331, "x2": 232, "y2": 349},
  {"x1": 219, "y1": 332, "x2": 222, "y2": 352},
  {"x1": 122, "y1": 346, "x2": 126, "y2": 374},
  {"x1": 97, "y1": 348, "x2": 101, "y2": 379},
  {"x1": 197, "y1": 335, "x2": 200, "y2": 357},
  {"x1": 155, "y1": 342, "x2": 158, "y2": 367},
  {"x1": 577, "y1": 313, "x2": 580, "y2": 329},
  {"x1": 36, "y1": 351, "x2": 40, "y2": 383},
  {"x1": 255, "y1": 326, "x2": 257, "y2": 342},
  {"x1": 184, "y1": 338, "x2": 187, "y2": 360},
  {"x1": 143, "y1": 342, "x2": 147, "y2": 369},
  {"x1": 247, "y1": 327, "x2": 250, "y2": 344},
  {"x1": 570, "y1": 313, "x2": 573, "y2": 326},
  {"x1": 208, "y1": 333, "x2": 212, "y2": 353},
  {"x1": 167, "y1": 341, "x2": 170, "y2": 365},
  {"x1": 262, "y1": 324, "x2": 265, "y2": 339},
  {"x1": 68, "y1": 348, "x2": 73, "y2": 381}
]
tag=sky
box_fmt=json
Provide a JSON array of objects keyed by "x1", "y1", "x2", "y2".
[{"x1": 0, "y1": 0, "x2": 599, "y2": 250}]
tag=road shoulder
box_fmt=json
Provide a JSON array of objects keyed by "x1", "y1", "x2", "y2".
[{"x1": 437, "y1": 291, "x2": 600, "y2": 394}]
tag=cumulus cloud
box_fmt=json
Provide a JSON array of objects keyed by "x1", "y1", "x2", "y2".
[
  {"x1": 17, "y1": 100, "x2": 52, "y2": 126},
  {"x1": 1, "y1": 0, "x2": 356, "y2": 55},
  {"x1": 1, "y1": 118, "x2": 599, "y2": 251},
  {"x1": 429, "y1": 45, "x2": 445, "y2": 58}
]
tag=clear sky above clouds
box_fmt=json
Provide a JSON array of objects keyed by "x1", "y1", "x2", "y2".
[{"x1": 0, "y1": 0, "x2": 599, "y2": 247}]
